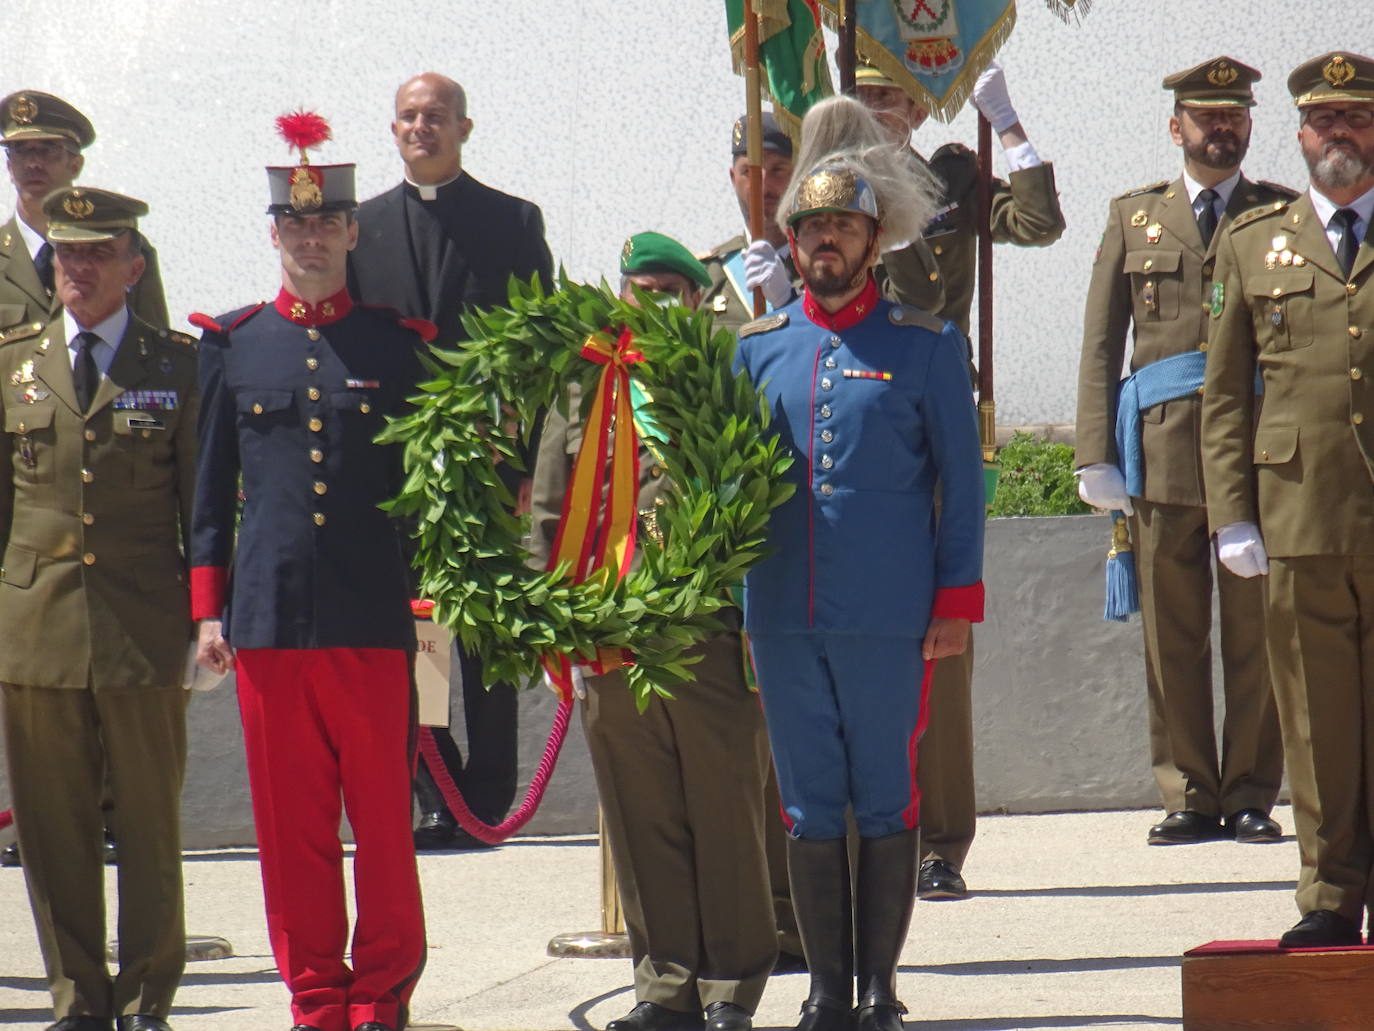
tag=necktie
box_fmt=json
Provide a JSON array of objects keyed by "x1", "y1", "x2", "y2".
[
  {"x1": 73, "y1": 331, "x2": 99, "y2": 413},
  {"x1": 34, "y1": 242, "x2": 53, "y2": 295},
  {"x1": 1196, "y1": 188, "x2": 1219, "y2": 249},
  {"x1": 1333, "y1": 207, "x2": 1361, "y2": 279}
]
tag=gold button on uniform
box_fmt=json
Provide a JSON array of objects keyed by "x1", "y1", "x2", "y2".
[
  {"x1": 81, "y1": 468, "x2": 93, "y2": 483},
  {"x1": 820, "y1": 429, "x2": 833, "y2": 443},
  {"x1": 820, "y1": 483, "x2": 834, "y2": 495},
  {"x1": 82, "y1": 553, "x2": 95, "y2": 566},
  {"x1": 1348, "y1": 283, "x2": 1359, "y2": 296},
  {"x1": 306, "y1": 357, "x2": 319, "y2": 370},
  {"x1": 313, "y1": 481, "x2": 327, "y2": 495},
  {"x1": 359, "y1": 403, "x2": 370, "y2": 414},
  {"x1": 308, "y1": 417, "x2": 323, "y2": 432},
  {"x1": 1143, "y1": 259, "x2": 1154, "y2": 271},
  {"x1": 649, "y1": 465, "x2": 662, "y2": 478},
  {"x1": 1350, "y1": 327, "x2": 1362, "y2": 338},
  {"x1": 253, "y1": 403, "x2": 264, "y2": 414},
  {"x1": 928, "y1": 272, "x2": 939, "y2": 282},
  {"x1": 308, "y1": 387, "x2": 320, "y2": 401},
  {"x1": 1271, "y1": 287, "x2": 1282, "y2": 297},
  {"x1": 1198, "y1": 342, "x2": 1208, "y2": 352},
  {"x1": 1260, "y1": 449, "x2": 1270, "y2": 459},
  {"x1": 1353, "y1": 368, "x2": 1363, "y2": 380},
  {"x1": 307, "y1": 328, "x2": 320, "y2": 341},
  {"x1": 1356, "y1": 413, "x2": 1366, "y2": 425},
  {"x1": 933, "y1": 245, "x2": 943, "y2": 255},
  {"x1": 313, "y1": 512, "x2": 326, "y2": 526},
  {"x1": 84, "y1": 429, "x2": 95, "y2": 441},
  {"x1": 310, "y1": 449, "x2": 323, "y2": 463},
  {"x1": 82, "y1": 513, "x2": 94, "y2": 526}
]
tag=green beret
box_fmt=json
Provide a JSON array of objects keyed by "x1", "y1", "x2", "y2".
[{"x1": 620, "y1": 231, "x2": 710, "y2": 290}]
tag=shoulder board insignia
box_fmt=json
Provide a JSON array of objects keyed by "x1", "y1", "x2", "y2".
[
  {"x1": 1232, "y1": 203, "x2": 1285, "y2": 230},
  {"x1": 739, "y1": 311, "x2": 789, "y2": 337},
  {"x1": 188, "y1": 312, "x2": 222, "y2": 334},
  {"x1": 359, "y1": 303, "x2": 439, "y2": 343},
  {"x1": 702, "y1": 235, "x2": 746, "y2": 262},
  {"x1": 0, "y1": 321, "x2": 44, "y2": 347},
  {"x1": 1118, "y1": 180, "x2": 1170, "y2": 200},
  {"x1": 1255, "y1": 180, "x2": 1300, "y2": 201},
  {"x1": 888, "y1": 304, "x2": 944, "y2": 333},
  {"x1": 157, "y1": 328, "x2": 197, "y2": 348}
]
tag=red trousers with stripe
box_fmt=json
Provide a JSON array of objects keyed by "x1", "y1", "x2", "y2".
[{"x1": 235, "y1": 648, "x2": 425, "y2": 1031}]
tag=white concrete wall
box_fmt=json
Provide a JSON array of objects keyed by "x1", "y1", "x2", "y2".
[{"x1": 0, "y1": 0, "x2": 1351, "y2": 424}]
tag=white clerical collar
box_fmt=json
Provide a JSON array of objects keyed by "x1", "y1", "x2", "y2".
[
  {"x1": 12, "y1": 212, "x2": 45, "y2": 261},
  {"x1": 405, "y1": 170, "x2": 464, "y2": 201},
  {"x1": 1182, "y1": 168, "x2": 1241, "y2": 210},
  {"x1": 1309, "y1": 182, "x2": 1374, "y2": 232}
]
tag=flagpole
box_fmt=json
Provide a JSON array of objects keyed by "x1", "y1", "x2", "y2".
[
  {"x1": 742, "y1": 0, "x2": 767, "y2": 316},
  {"x1": 838, "y1": 0, "x2": 856, "y2": 93},
  {"x1": 976, "y1": 111, "x2": 996, "y2": 463}
]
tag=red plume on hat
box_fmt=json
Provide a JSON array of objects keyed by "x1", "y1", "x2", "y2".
[{"x1": 276, "y1": 109, "x2": 331, "y2": 166}]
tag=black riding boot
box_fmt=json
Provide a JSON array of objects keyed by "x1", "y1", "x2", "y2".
[
  {"x1": 854, "y1": 828, "x2": 919, "y2": 1031},
  {"x1": 786, "y1": 835, "x2": 853, "y2": 1031}
]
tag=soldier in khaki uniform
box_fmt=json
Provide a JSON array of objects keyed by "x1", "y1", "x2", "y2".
[
  {"x1": 1202, "y1": 50, "x2": 1374, "y2": 949},
  {"x1": 529, "y1": 232, "x2": 775, "y2": 1031},
  {"x1": 0, "y1": 188, "x2": 197, "y2": 1031},
  {"x1": 1076, "y1": 58, "x2": 1289, "y2": 848},
  {"x1": 0, "y1": 91, "x2": 167, "y2": 332},
  {"x1": 699, "y1": 111, "x2": 798, "y2": 335},
  {"x1": 856, "y1": 60, "x2": 1065, "y2": 899}
]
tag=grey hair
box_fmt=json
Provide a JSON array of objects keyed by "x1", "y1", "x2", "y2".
[{"x1": 777, "y1": 95, "x2": 942, "y2": 252}]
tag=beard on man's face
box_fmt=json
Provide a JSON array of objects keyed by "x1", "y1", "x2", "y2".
[
  {"x1": 1184, "y1": 128, "x2": 1249, "y2": 170},
  {"x1": 1306, "y1": 137, "x2": 1374, "y2": 192},
  {"x1": 803, "y1": 243, "x2": 869, "y2": 297}
]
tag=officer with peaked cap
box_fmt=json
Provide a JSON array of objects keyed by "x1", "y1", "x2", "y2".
[
  {"x1": 191, "y1": 114, "x2": 429, "y2": 1031},
  {"x1": 0, "y1": 90, "x2": 168, "y2": 332},
  {"x1": 1076, "y1": 57, "x2": 1291, "y2": 851},
  {"x1": 700, "y1": 111, "x2": 800, "y2": 335},
  {"x1": 736, "y1": 102, "x2": 985, "y2": 1030},
  {"x1": 853, "y1": 59, "x2": 1064, "y2": 903},
  {"x1": 529, "y1": 231, "x2": 776, "y2": 1031},
  {"x1": 0, "y1": 185, "x2": 198, "y2": 1031},
  {"x1": 1202, "y1": 50, "x2": 1374, "y2": 949}
]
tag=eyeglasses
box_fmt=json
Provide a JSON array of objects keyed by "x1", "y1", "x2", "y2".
[
  {"x1": 4, "y1": 139, "x2": 72, "y2": 162},
  {"x1": 1305, "y1": 108, "x2": 1374, "y2": 131}
]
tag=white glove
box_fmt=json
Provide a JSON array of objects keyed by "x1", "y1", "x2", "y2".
[
  {"x1": 1076, "y1": 463, "x2": 1133, "y2": 514},
  {"x1": 1215, "y1": 522, "x2": 1269, "y2": 578},
  {"x1": 971, "y1": 60, "x2": 1019, "y2": 133},
  {"x1": 742, "y1": 239, "x2": 796, "y2": 309},
  {"x1": 543, "y1": 664, "x2": 587, "y2": 700}
]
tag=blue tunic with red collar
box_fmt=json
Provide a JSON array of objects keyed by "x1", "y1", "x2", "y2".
[
  {"x1": 735, "y1": 278, "x2": 985, "y2": 638},
  {"x1": 735, "y1": 279, "x2": 985, "y2": 838},
  {"x1": 189, "y1": 287, "x2": 430, "y2": 649}
]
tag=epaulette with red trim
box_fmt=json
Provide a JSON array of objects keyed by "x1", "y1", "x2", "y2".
[
  {"x1": 189, "y1": 303, "x2": 266, "y2": 335},
  {"x1": 361, "y1": 303, "x2": 438, "y2": 343}
]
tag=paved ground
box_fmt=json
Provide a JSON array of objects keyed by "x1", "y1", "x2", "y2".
[{"x1": 0, "y1": 807, "x2": 1306, "y2": 1030}]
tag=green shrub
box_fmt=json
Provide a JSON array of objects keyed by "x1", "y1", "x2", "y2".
[{"x1": 988, "y1": 432, "x2": 1091, "y2": 517}]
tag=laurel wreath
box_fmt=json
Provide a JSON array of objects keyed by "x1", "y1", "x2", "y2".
[{"x1": 379, "y1": 274, "x2": 795, "y2": 706}]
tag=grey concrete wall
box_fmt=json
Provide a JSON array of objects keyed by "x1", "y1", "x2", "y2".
[{"x1": 1, "y1": 514, "x2": 1261, "y2": 848}]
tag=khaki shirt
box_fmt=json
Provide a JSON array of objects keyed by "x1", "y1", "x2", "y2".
[
  {"x1": 1202, "y1": 192, "x2": 1374, "y2": 557},
  {"x1": 0, "y1": 313, "x2": 198, "y2": 689},
  {"x1": 1077, "y1": 175, "x2": 1297, "y2": 506}
]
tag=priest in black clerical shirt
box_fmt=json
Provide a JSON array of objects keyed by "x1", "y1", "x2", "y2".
[{"x1": 349, "y1": 71, "x2": 553, "y2": 850}]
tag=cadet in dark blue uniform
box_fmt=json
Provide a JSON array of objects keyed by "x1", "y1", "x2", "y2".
[
  {"x1": 735, "y1": 141, "x2": 984, "y2": 1031},
  {"x1": 191, "y1": 119, "x2": 431, "y2": 1031}
]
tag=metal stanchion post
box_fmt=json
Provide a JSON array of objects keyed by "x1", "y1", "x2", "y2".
[{"x1": 546, "y1": 809, "x2": 631, "y2": 957}]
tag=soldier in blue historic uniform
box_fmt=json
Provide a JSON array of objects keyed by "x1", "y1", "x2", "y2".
[
  {"x1": 735, "y1": 113, "x2": 985, "y2": 1031},
  {"x1": 191, "y1": 117, "x2": 430, "y2": 1031}
]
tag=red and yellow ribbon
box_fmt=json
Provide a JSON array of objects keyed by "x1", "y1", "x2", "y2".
[{"x1": 544, "y1": 327, "x2": 645, "y2": 696}]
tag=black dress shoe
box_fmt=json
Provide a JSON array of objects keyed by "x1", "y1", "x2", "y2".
[
  {"x1": 772, "y1": 949, "x2": 808, "y2": 974},
  {"x1": 1, "y1": 841, "x2": 18, "y2": 867},
  {"x1": 413, "y1": 812, "x2": 495, "y2": 851},
  {"x1": 704, "y1": 1001, "x2": 751, "y2": 1031},
  {"x1": 917, "y1": 858, "x2": 967, "y2": 900},
  {"x1": 1147, "y1": 810, "x2": 1224, "y2": 845},
  {"x1": 115, "y1": 1018, "x2": 171, "y2": 1031},
  {"x1": 1278, "y1": 909, "x2": 1363, "y2": 948},
  {"x1": 353, "y1": 1024, "x2": 394, "y2": 1031},
  {"x1": 605, "y1": 1001, "x2": 704, "y2": 1031},
  {"x1": 289, "y1": 1025, "x2": 324, "y2": 1030},
  {"x1": 1227, "y1": 808, "x2": 1282, "y2": 843},
  {"x1": 47, "y1": 1018, "x2": 114, "y2": 1031}
]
